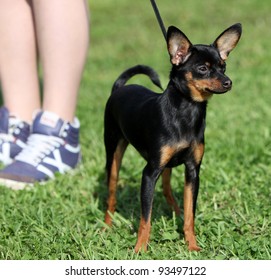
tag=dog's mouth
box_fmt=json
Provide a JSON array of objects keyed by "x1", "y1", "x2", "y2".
[{"x1": 205, "y1": 87, "x2": 231, "y2": 94}]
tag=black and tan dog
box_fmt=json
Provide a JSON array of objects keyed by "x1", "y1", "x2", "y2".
[{"x1": 104, "y1": 23, "x2": 242, "y2": 252}]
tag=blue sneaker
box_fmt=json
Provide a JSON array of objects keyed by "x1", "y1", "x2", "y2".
[
  {"x1": 0, "y1": 111, "x2": 81, "y2": 189},
  {"x1": 0, "y1": 106, "x2": 30, "y2": 165}
]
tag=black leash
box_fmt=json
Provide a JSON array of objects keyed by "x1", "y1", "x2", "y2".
[{"x1": 150, "y1": 0, "x2": 167, "y2": 41}]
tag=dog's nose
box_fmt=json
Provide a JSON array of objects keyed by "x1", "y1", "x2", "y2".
[{"x1": 223, "y1": 79, "x2": 232, "y2": 89}]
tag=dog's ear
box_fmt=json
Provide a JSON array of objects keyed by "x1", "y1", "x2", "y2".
[
  {"x1": 167, "y1": 26, "x2": 193, "y2": 66},
  {"x1": 213, "y1": 23, "x2": 242, "y2": 60}
]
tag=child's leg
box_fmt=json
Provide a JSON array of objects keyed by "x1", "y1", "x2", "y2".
[
  {"x1": 0, "y1": 0, "x2": 40, "y2": 123},
  {"x1": 32, "y1": 0, "x2": 90, "y2": 122}
]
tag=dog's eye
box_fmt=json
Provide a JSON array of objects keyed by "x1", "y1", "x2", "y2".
[{"x1": 197, "y1": 65, "x2": 209, "y2": 74}]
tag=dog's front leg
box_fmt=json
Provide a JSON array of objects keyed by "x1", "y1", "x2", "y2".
[
  {"x1": 183, "y1": 162, "x2": 201, "y2": 251},
  {"x1": 135, "y1": 164, "x2": 162, "y2": 253}
]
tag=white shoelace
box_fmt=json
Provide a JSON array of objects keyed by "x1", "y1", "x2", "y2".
[{"x1": 15, "y1": 134, "x2": 65, "y2": 166}]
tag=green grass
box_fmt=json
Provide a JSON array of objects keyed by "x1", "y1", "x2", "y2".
[{"x1": 1, "y1": 0, "x2": 271, "y2": 260}]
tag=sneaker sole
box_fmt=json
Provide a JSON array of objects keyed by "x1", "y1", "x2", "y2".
[
  {"x1": 0, "y1": 164, "x2": 81, "y2": 190},
  {"x1": 0, "y1": 177, "x2": 34, "y2": 190}
]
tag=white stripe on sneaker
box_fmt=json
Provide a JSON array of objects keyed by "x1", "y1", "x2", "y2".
[
  {"x1": 16, "y1": 139, "x2": 27, "y2": 149},
  {"x1": 37, "y1": 164, "x2": 55, "y2": 179},
  {"x1": 0, "y1": 142, "x2": 12, "y2": 165},
  {"x1": 43, "y1": 149, "x2": 72, "y2": 174},
  {"x1": 65, "y1": 144, "x2": 80, "y2": 153}
]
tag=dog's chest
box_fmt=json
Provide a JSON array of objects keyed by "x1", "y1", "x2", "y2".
[{"x1": 159, "y1": 114, "x2": 206, "y2": 167}]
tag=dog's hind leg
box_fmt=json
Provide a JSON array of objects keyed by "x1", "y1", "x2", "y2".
[
  {"x1": 162, "y1": 168, "x2": 181, "y2": 216},
  {"x1": 104, "y1": 131, "x2": 128, "y2": 226}
]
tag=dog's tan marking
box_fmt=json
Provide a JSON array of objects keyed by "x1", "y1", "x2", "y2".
[
  {"x1": 105, "y1": 139, "x2": 128, "y2": 226},
  {"x1": 193, "y1": 143, "x2": 205, "y2": 165},
  {"x1": 160, "y1": 146, "x2": 175, "y2": 167},
  {"x1": 162, "y1": 168, "x2": 181, "y2": 215},
  {"x1": 160, "y1": 141, "x2": 189, "y2": 167},
  {"x1": 135, "y1": 214, "x2": 152, "y2": 253},
  {"x1": 183, "y1": 182, "x2": 201, "y2": 251},
  {"x1": 185, "y1": 73, "x2": 213, "y2": 102}
]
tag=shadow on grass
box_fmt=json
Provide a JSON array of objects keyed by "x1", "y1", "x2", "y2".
[{"x1": 94, "y1": 164, "x2": 185, "y2": 232}]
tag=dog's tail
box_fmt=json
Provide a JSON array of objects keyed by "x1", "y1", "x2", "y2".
[{"x1": 111, "y1": 65, "x2": 163, "y2": 94}]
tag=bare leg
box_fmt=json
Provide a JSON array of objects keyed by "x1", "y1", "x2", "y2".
[
  {"x1": 0, "y1": 0, "x2": 40, "y2": 123},
  {"x1": 32, "y1": 0, "x2": 90, "y2": 121}
]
